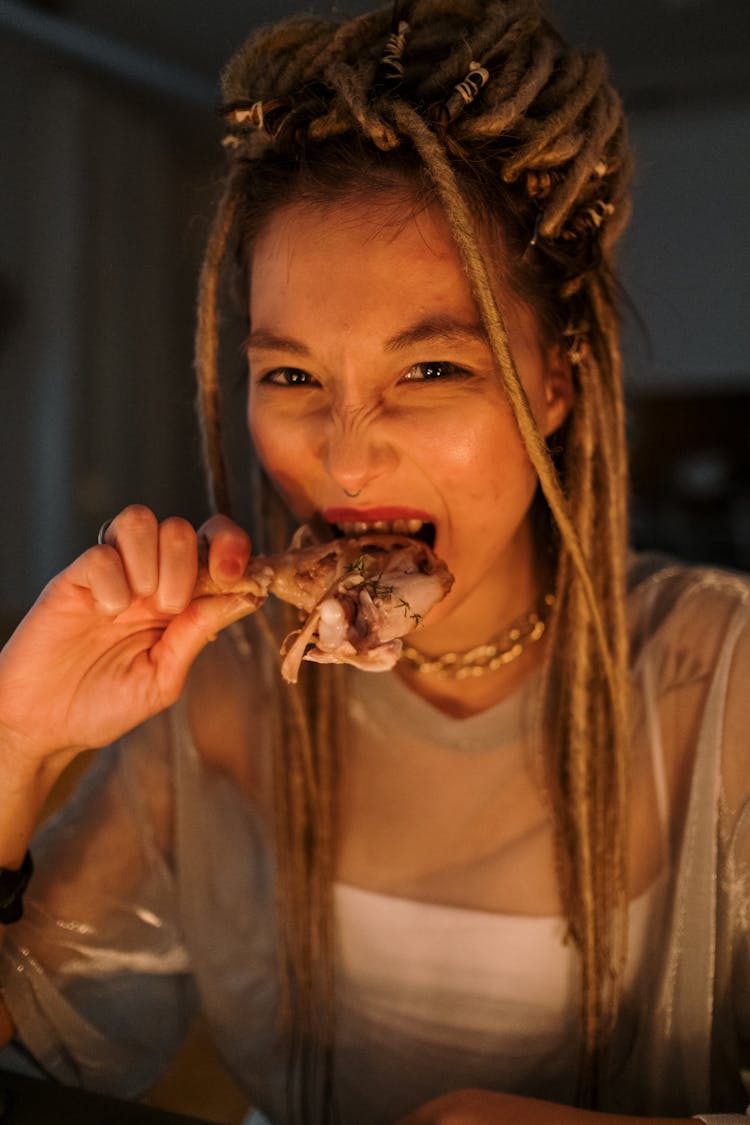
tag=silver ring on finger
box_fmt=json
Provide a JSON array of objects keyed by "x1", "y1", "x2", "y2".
[{"x1": 97, "y1": 518, "x2": 114, "y2": 546}]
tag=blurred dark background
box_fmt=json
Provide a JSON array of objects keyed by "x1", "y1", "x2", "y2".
[{"x1": 1, "y1": 0, "x2": 749, "y2": 636}]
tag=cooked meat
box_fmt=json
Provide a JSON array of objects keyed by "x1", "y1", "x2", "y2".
[{"x1": 194, "y1": 529, "x2": 453, "y2": 682}]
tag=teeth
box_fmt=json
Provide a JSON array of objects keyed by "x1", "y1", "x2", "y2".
[{"x1": 337, "y1": 519, "x2": 425, "y2": 537}]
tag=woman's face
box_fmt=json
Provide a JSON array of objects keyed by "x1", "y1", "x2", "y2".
[{"x1": 247, "y1": 197, "x2": 571, "y2": 647}]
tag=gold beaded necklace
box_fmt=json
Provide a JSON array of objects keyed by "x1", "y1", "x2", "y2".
[{"x1": 400, "y1": 593, "x2": 555, "y2": 679}]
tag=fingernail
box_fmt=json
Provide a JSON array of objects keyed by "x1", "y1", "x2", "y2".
[{"x1": 219, "y1": 558, "x2": 243, "y2": 579}]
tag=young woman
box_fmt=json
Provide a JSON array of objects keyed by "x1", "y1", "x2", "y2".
[{"x1": 0, "y1": 2, "x2": 748, "y2": 1123}]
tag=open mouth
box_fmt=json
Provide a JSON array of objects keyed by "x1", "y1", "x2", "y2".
[
  {"x1": 330, "y1": 518, "x2": 436, "y2": 550},
  {"x1": 194, "y1": 510, "x2": 453, "y2": 684}
]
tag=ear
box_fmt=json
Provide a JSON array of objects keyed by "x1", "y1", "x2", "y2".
[{"x1": 540, "y1": 343, "x2": 574, "y2": 437}]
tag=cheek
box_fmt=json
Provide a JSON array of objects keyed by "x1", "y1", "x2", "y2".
[
  {"x1": 409, "y1": 402, "x2": 535, "y2": 499},
  {"x1": 247, "y1": 399, "x2": 272, "y2": 469},
  {"x1": 247, "y1": 404, "x2": 313, "y2": 508},
  {"x1": 248, "y1": 405, "x2": 273, "y2": 468},
  {"x1": 248, "y1": 388, "x2": 303, "y2": 469}
]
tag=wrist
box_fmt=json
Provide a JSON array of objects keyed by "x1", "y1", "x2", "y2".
[
  {"x1": 0, "y1": 722, "x2": 83, "y2": 792},
  {"x1": 0, "y1": 729, "x2": 81, "y2": 867}
]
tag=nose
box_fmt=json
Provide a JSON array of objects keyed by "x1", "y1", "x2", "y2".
[{"x1": 321, "y1": 404, "x2": 398, "y2": 496}]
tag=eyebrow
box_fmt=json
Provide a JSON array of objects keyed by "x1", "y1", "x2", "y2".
[
  {"x1": 246, "y1": 315, "x2": 488, "y2": 357},
  {"x1": 246, "y1": 330, "x2": 310, "y2": 357},
  {"x1": 383, "y1": 314, "x2": 489, "y2": 353}
]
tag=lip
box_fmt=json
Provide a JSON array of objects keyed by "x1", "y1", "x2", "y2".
[{"x1": 323, "y1": 506, "x2": 435, "y2": 524}]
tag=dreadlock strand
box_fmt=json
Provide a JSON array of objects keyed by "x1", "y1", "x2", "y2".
[
  {"x1": 457, "y1": 31, "x2": 559, "y2": 140},
  {"x1": 551, "y1": 361, "x2": 593, "y2": 878},
  {"x1": 326, "y1": 4, "x2": 390, "y2": 65},
  {"x1": 256, "y1": 607, "x2": 342, "y2": 1125},
  {"x1": 389, "y1": 99, "x2": 620, "y2": 710},
  {"x1": 223, "y1": 19, "x2": 325, "y2": 101},
  {"x1": 587, "y1": 272, "x2": 631, "y2": 873},
  {"x1": 579, "y1": 318, "x2": 629, "y2": 1051},
  {"x1": 527, "y1": 131, "x2": 586, "y2": 170},
  {"x1": 307, "y1": 106, "x2": 362, "y2": 143},
  {"x1": 565, "y1": 370, "x2": 602, "y2": 1095},
  {"x1": 501, "y1": 50, "x2": 607, "y2": 183},
  {"x1": 326, "y1": 61, "x2": 400, "y2": 149},
  {"x1": 281, "y1": 24, "x2": 341, "y2": 87},
  {"x1": 195, "y1": 183, "x2": 239, "y2": 514},
  {"x1": 530, "y1": 36, "x2": 585, "y2": 114},
  {"x1": 313, "y1": 666, "x2": 340, "y2": 1020},
  {"x1": 541, "y1": 86, "x2": 622, "y2": 239},
  {"x1": 420, "y1": 2, "x2": 537, "y2": 96},
  {"x1": 465, "y1": 0, "x2": 540, "y2": 64}
]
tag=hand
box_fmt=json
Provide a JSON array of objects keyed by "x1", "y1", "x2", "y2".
[
  {"x1": 395, "y1": 1090, "x2": 535, "y2": 1124},
  {"x1": 394, "y1": 1090, "x2": 691, "y2": 1125},
  {"x1": 0, "y1": 506, "x2": 259, "y2": 767}
]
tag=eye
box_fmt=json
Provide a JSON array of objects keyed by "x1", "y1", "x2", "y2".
[
  {"x1": 261, "y1": 367, "x2": 318, "y2": 387},
  {"x1": 401, "y1": 361, "x2": 469, "y2": 383}
]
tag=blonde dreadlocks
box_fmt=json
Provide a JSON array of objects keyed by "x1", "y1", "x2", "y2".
[{"x1": 195, "y1": 1, "x2": 632, "y2": 1118}]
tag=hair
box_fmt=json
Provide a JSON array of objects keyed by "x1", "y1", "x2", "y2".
[{"x1": 194, "y1": 1, "x2": 633, "y2": 1119}]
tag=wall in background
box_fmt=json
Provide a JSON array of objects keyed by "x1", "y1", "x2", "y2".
[
  {"x1": 621, "y1": 100, "x2": 750, "y2": 568},
  {"x1": 0, "y1": 37, "x2": 216, "y2": 625},
  {"x1": 622, "y1": 102, "x2": 749, "y2": 388}
]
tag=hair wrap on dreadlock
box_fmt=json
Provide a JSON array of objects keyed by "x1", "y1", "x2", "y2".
[{"x1": 195, "y1": 2, "x2": 633, "y2": 1118}]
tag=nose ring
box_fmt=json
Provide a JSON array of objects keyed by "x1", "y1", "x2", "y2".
[{"x1": 343, "y1": 488, "x2": 362, "y2": 499}]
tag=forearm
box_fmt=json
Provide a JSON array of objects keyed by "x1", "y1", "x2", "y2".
[
  {"x1": 479, "y1": 1096, "x2": 692, "y2": 1124},
  {"x1": 537, "y1": 1106, "x2": 691, "y2": 1125},
  {"x1": 521, "y1": 1102, "x2": 692, "y2": 1120},
  {"x1": 396, "y1": 1090, "x2": 697, "y2": 1124},
  {"x1": 0, "y1": 726, "x2": 79, "y2": 868}
]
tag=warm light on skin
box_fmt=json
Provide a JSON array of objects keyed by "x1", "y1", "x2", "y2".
[{"x1": 246, "y1": 197, "x2": 572, "y2": 657}]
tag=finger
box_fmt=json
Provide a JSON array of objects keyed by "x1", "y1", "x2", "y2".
[
  {"x1": 197, "y1": 515, "x2": 252, "y2": 590},
  {"x1": 103, "y1": 505, "x2": 159, "y2": 598},
  {"x1": 156, "y1": 517, "x2": 198, "y2": 614},
  {"x1": 72, "y1": 545, "x2": 133, "y2": 616}
]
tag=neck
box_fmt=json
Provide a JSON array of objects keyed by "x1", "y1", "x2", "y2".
[
  {"x1": 396, "y1": 633, "x2": 547, "y2": 718},
  {"x1": 410, "y1": 544, "x2": 550, "y2": 660}
]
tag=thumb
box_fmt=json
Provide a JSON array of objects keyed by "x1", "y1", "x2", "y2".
[{"x1": 150, "y1": 593, "x2": 264, "y2": 698}]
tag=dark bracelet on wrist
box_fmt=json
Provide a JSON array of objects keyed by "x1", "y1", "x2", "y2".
[{"x1": 0, "y1": 851, "x2": 33, "y2": 925}]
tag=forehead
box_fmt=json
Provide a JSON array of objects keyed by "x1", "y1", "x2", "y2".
[
  {"x1": 249, "y1": 197, "x2": 479, "y2": 327},
  {"x1": 246, "y1": 196, "x2": 550, "y2": 367},
  {"x1": 255, "y1": 195, "x2": 458, "y2": 272}
]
